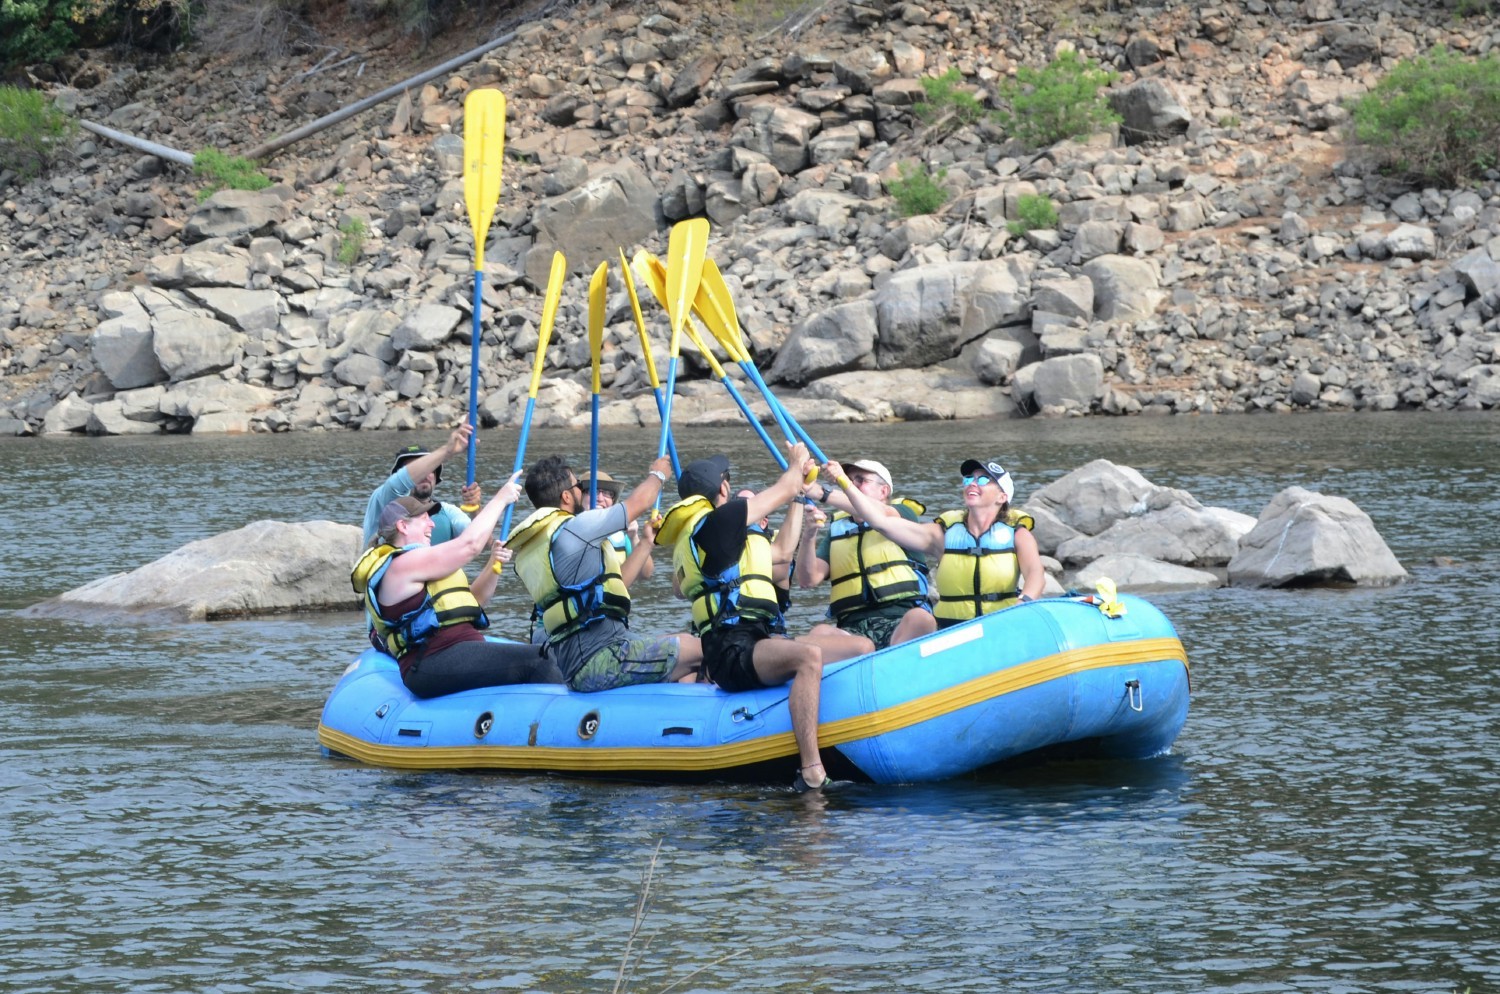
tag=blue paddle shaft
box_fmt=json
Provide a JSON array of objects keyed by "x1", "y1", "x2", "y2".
[
  {"x1": 745, "y1": 362, "x2": 827, "y2": 463},
  {"x1": 501, "y1": 397, "x2": 537, "y2": 537},
  {"x1": 718, "y1": 375, "x2": 785, "y2": 469},
  {"x1": 467, "y1": 270, "x2": 484, "y2": 486},
  {"x1": 589, "y1": 394, "x2": 600, "y2": 508},
  {"x1": 653, "y1": 356, "x2": 681, "y2": 513},
  {"x1": 650, "y1": 387, "x2": 682, "y2": 476}
]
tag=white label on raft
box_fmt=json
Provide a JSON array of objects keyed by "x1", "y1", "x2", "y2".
[{"x1": 918, "y1": 623, "x2": 984, "y2": 657}]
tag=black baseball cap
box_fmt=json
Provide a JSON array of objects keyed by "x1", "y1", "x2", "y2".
[
  {"x1": 677, "y1": 454, "x2": 731, "y2": 500},
  {"x1": 391, "y1": 444, "x2": 441, "y2": 484}
]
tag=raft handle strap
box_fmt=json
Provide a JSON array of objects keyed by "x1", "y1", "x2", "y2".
[{"x1": 1125, "y1": 679, "x2": 1142, "y2": 712}]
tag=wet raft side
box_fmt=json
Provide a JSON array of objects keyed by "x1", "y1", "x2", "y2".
[{"x1": 317, "y1": 594, "x2": 1190, "y2": 784}]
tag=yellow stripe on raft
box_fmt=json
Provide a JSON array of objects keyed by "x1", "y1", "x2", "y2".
[{"x1": 316, "y1": 637, "x2": 1188, "y2": 772}]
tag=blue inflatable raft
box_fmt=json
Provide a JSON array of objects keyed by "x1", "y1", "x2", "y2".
[{"x1": 317, "y1": 593, "x2": 1190, "y2": 784}]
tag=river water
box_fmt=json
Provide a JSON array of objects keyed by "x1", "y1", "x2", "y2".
[{"x1": 1, "y1": 413, "x2": 1496, "y2": 994}]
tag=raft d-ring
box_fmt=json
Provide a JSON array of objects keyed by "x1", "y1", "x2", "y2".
[
  {"x1": 474, "y1": 711, "x2": 494, "y2": 739},
  {"x1": 1125, "y1": 679, "x2": 1143, "y2": 712},
  {"x1": 730, "y1": 707, "x2": 752, "y2": 723},
  {"x1": 578, "y1": 710, "x2": 600, "y2": 741}
]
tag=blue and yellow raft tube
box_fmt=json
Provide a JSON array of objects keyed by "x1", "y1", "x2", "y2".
[{"x1": 317, "y1": 593, "x2": 1189, "y2": 784}]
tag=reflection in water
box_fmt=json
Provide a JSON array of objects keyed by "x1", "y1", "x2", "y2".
[{"x1": 2, "y1": 413, "x2": 1498, "y2": 992}]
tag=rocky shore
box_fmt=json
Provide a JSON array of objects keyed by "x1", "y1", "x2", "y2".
[{"x1": 3, "y1": 0, "x2": 1500, "y2": 438}]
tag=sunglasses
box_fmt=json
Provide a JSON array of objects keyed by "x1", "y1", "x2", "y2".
[{"x1": 961, "y1": 475, "x2": 994, "y2": 488}]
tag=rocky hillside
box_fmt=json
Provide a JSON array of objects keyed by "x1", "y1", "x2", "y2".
[{"x1": 3, "y1": 0, "x2": 1499, "y2": 438}]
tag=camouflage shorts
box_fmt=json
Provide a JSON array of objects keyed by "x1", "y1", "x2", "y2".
[
  {"x1": 567, "y1": 635, "x2": 681, "y2": 693},
  {"x1": 839, "y1": 613, "x2": 902, "y2": 650},
  {"x1": 839, "y1": 607, "x2": 926, "y2": 650}
]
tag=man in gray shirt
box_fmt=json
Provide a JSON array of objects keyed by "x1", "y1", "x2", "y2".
[{"x1": 507, "y1": 454, "x2": 702, "y2": 691}]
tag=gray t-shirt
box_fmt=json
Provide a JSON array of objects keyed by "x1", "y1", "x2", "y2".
[{"x1": 546, "y1": 504, "x2": 631, "y2": 679}]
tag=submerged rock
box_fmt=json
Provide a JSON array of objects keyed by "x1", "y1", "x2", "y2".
[{"x1": 24, "y1": 520, "x2": 363, "y2": 621}]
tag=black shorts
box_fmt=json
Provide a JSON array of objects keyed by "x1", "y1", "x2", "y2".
[{"x1": 701, "y1": 620, "x2": 778, "y2": 693}]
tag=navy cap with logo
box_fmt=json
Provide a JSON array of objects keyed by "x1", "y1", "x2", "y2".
[
  {"x1": 677, "y1": 454, "x2": 731, "y2": 500},
  {"x1": 391, "y1": 444, "x2": 441, "y2": 484},
  {"x1": 959, "y1": 458, "x2": 1015, "y2": 500}
]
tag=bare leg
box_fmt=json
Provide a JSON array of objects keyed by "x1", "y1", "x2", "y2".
[
  {"x1": 750, "y1": 637, "x2": 825, "y2": 780},
  {"x1": 890, "y1": 607, "x2": 937, "y2": 646},
  {"x1": 666, "y1": 633, "x2": 703, "y2": 682},
  {"x1": 801, "y1": 624, "x2": 874, "y2": 663}
]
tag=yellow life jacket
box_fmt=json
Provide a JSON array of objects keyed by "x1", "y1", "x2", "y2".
[
  {"x1": 507, "y1": 506, "x2": 631, "y2": 644},
  {"x1": 350, "y1": 543, "x2": 488, "y2": 657},
  {"x1": 932, "y1": 508, "x2": 1036, "y2": 627},
  {"x1": 825, "y1": 497, "x2": 929, "y2": 621},
  {"x1": 661, "y1": 496, "x2": 782, "y2": 636}
]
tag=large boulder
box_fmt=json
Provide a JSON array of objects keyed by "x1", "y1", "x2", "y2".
[
  {"x1": 1074, "y1": 553, "x2": 1223, "y2": 592},
  {"x1": 1024, "y1": 459, "x2": 1254, "y2": 566},
  {"x1": 873, "y1": 258, "x2": 1031, "y2": 369},
  {"x1": 769, "y1": 299, "x2": 878, "y2": 385},
  {"x1": 1055, "y1": 494, "x2": 1255, "y2": 567},
  {"x1": 1109, "y1": 78, "x2": 1191, "y2": 143},
  {"x1": 92, "y1": 293, "x2": 165, "y2": 390},
  {"x1": 153, "y1": 309, "x2": 245, "y2": 380},
  {"x1": 1228, "y1": 487, "x2": 1408, "y2": 587},
  {"x1": 21, "y1": 520, "x2": 364, "y2": 621},
  {"x1": 183, "y1": 189, "x2": 290, "y2": 243},
  {"x1": 530, "y1": 157, "x2": 661, "y2": 279},
  {"x1": 1082, "y1": 255, "x2": 1162, "y2": 323}
]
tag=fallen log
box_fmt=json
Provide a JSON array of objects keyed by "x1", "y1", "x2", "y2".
[{"x1": 78, "y1": 119, "x2": 196, "y2": 167}]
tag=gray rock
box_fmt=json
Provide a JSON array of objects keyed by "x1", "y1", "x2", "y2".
[
  {"x1": 1073, "y1": 553, "x2": 1223, "y2": 592},
  {"x1": 974, "y1": 337, "x2": 1024, "y2": 385},
  {"x1": 531, "y1": 157, "x2": 662, "y2": 276},
  {"x1": 874, "y1": 258, "x2": 1031, "y2": 369},
  {"x1": 87, "y1": 398, "x2": 160, "y2": 435},
  {"x1": 392, "y1": 304, "x2": 461, "y2": 352},
  {"x1": 22, "y1": 520, "x2": 364, "y2": 621},
  {"x1": 158, "y1": 378, "x2": 276, "y2": 419},
  {"x1": 736, "y1": 103, "x2": 822, "y2": 174},
  {"x1": 41, "y1": 393, "x2": 95, "y2": 434},
  {"x1": 1056, "y1": 494, "x2": 1254, "y2": 567},
  {"x1": 92, "y1": 311, "x2": 164, "y2": 390},
  {"x1": 1228, "y1": 486, "x2": 1408, "y2": 587},
  {"x1": 1083, "y1": 255, "x2": 1162, "y2": 322},
  {"x1": 1032, "y1": 274, "x2": 1093, "y2": 321},
  {"x1": 1385, "y1": 224, "x2": 1436, "y2": 261},
  {"x1": 769, "y1": 299, "x2": 878, "y2": 385},
  {"x1": 186, "y1": 288, "x2": 283, "y2": 334},
  {"x1": 1031, "y1": 353, "x2": 1104, "y2": 411},
  {"x1": 153, "y1": 310, "x2": 245, "y2": 380},
  {"x1": 1110, "y1": 78, "x2": 1191, "y2": 143},
  {"x1": 184, "y1": 189, "x2": 290, "y2": 243}
]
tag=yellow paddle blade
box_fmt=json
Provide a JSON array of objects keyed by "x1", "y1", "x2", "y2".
[
  {"x1": 619, "y1": 247, "x2": 662, "y2": 390},
  {"x1": 530, "y1": 251, "x2": 566, "y2": 399},
  {"x1": 588, "y1": 260, "x2": 608, "y2": 394},
  {"x1": 665, "y1": 218, "x2": 710, "y2": 359},
  {"x1": 1094, "y1": 577, "x2": 1126, "y2": 618},
  {"x1": 462, "y1": 89, "x2": 506, "y2": 271},
  {"x1": 694, "y1": 257, "x2": 747, "y2": 363}
]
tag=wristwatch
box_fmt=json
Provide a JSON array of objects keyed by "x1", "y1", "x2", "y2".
[
  {"x1": 648, "y1": 469, "x2": 667, "y2": 483},
  {"x1": 816, "y1": 485, "x2": 830, "y2": 504}
]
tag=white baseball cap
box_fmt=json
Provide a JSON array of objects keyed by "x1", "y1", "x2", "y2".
[
  {"x1": 845, "y1": 459, "x2": 893, "y2": 490},
  {"x1": 960, "y1": 458, "x2": 1015, "y2": 500}
]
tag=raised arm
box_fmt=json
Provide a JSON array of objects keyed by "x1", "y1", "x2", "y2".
[
  {"x1": 794, "y1": 504, "x2": 829, "y2": 587},
  {"x1": 826, "y1": 460, "x2": 944, "y2": 559},
  {"x1": 621, "y1": 455, "x2": 672, "y2": 524},
  {"x1": 620, "y1": 517, "x2": 658, "y2": 588},
  {"x1": 767, "y1": 504, "x2": 803, "y2": 585},
  {"x1": 744, "y1": 442, "x2": 812, "y2": 525},
  {"x1": 398, "y1": 424, "x2": 472, "y2": 488},
  {"x1": 383, "y1": 472, "x2": 522, "y2": 590}
]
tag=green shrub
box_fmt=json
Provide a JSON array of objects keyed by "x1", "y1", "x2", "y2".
[
  {"x1": 994, "y1": 50, "x2": 1121, "y2": 149},
  {"x1": 915, "y1": 67, "x2": 987, "y2": 130},
  {"x1": 0, "y1": 85, "x2": 77, "y2": 180},
  {"x1": 888, "y1": 163, "x2": 949, "y2": 216},
  {"x1": 1348, "y1": 46, "x2": 1500, "y2": 185},
  {"x1": 1, "y1": 0, "x2": 191, "y2": 69},
  {"x1": 337, "y1": 217, "x2": 368, "y2": 265},
  {"x1": 1007, "y1": 193, "x2": 1059, "y2": 236},
  {"x1": 193, "y1": 147, "x2": 271, "y2": 199}
]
